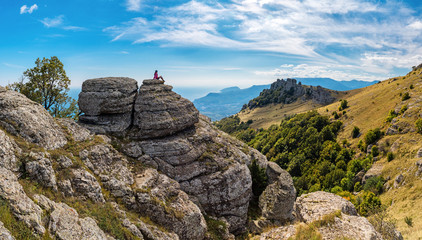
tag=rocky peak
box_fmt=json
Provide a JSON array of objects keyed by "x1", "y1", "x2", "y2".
[
  {"x1": 78, "y1": 78, "x2": 199, "y2": 139},
  {"x1": 246, "y1": 78, "x2": 336, "y2": 109}
]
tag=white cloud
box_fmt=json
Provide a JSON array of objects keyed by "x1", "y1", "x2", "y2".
[
  {"x1": 126, "y1": 0, "x2": 142, "y2": 11},
  {"x1": 20, "y1": 4, "x2": 38, "y2": 14},
  {"x1": 41, "y1": 15, "x2": 64, "y2": 28},
  {"x1": 254, "y1": 64, "x2": 384, "y2": 81},
  {"x1": 105, "y1": 0, "x2": 422, "y2": 78},
  {"x1": 408, "y1": 20, "x2": 422, "y2": 30},
  {"x1": 40, "y1": 15, "x2": 86, "y2": 31}
]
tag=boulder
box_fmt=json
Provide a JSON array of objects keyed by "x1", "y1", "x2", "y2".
[
  {"x1": 78, "y1": 77, "x2": 138, "y2": 134},
  {"x1": 394, "y1": 174, "x2": 404, "y2": 188},
  {"x1": 25, "y1": 152, "x2": 57, "y2": 191},
  {"x1": 78, "y1": 77, "x2": 138, "y2": 115},
  {"x1": 416, "y1": 160, "x2": 422, "y2": 176},
  {"x1": 130, "y1": 79, "x2": 199, "y2": 139},
  {"x1": 0, "y1": 167, "x2": 45, "y2": 234},
  {"x1": 0, "y1": 129, "x2": 20, "y2": 172},
  {"x1": 295, "y1": 191, "x2": 357, "y2": 223},
  {"x1": 0, "y1": 88, "x2": 67, "y2": 149},
  {"x1": 259, "y1": 168, "x2": 296, "y2": 222},
  {"x1": 362, "y1": 163, "x2": 383, "y2": 184},
  {"x1": 292, "y1": 191, "x2": 382, "y2": 240},
  {"x1": 34, "y1": 194, "x2": 113, "y2": 240},
  {"x1": 266, "y1": 161, "x2": 284, "y2": 184},
  {"x1": 134, "y1": 168, "x2": 206, "y2": 240},
  {"x1": 69, "y1": 168, "x2": 105, "y2": 202}
]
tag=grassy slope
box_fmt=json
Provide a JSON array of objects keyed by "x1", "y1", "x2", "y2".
[
  {"x1": 237, "y1": 88, "x2": 348, "y2": 129},
  {"x1": 235, "y1": 67, "x2": 422, "y2": 239}
]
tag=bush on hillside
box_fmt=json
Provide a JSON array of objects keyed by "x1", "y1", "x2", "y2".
[
  {"x1": 338, "y1": 99, "x2": 348, "y2": 111},
  {"x1": 364, "y1": 128, "x2": 382, "y2": 146},
  {"x1": 386, "y1": 152, "x2": 394, "y2": 162},
  {"x1": 401, "y1": 92, "x2": 410, "y2": 101},
  {"x1": 352, "y1": 126, "x2": 360, "y2": 138}
]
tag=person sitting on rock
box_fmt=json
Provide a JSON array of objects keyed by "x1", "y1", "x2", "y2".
[{"x1": 153, "y1": 70, "x2": 164, "y2": 82}]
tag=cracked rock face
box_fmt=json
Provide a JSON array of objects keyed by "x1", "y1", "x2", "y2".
[
  {"x1": 130, "y1": 79, "x2": 199, "y2": 139},
  {"x1": 133, "y1": 168, "x2": 207, "y2": 240},
  {"x1": 0, "y1": 87, "x2": 67, "y2": 150},
  {"x1": 34, "y1": 194, "x2": 113, "y2": 240},
  {"x1": 0, "y1": 167, "x2": 45, "y2": 234},
  {"x1": 259, "y1": 167, "x2": 296, "y2": 222},
  {"x1": 0, "y1": 129, "x2": 20, "y2": 172},
  {"x1": 78, "y1": 77, "x2": 138, "y2": 134}
]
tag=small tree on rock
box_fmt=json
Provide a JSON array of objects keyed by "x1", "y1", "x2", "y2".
[{"x1": 9, "y1": 56, "x2": 78, "y2": 119}]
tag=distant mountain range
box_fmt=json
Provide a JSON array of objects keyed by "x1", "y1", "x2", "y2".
[{"x1": 193, "y1": 78, "x2": 378, "y2": 121}]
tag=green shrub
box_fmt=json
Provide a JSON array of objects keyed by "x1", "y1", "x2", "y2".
[
  {"x1": 399, "y1": 105, "x2": 408, "y2": 114},
  {"x1": 332, "y1": 111, "x2": 339, "y2": 119},
  {"x1": 410, "y1": 84, "x2": 414, "y2": 89},
  {"x1": 205, "y1": 215, "x2": 228, "y2": 239},
  {"x1": 352, "y1": 126, "x2": 360, "y2": 138},
  {"x1": 386, "y1": 152, "x2": 394, "y2": 162},
  {"x1": 415, "y1": 119, "x2": 422, "y2": 134},
  {"x1": 354, "y1": 182, "x2": 362, "y2": 192},
  {"x1": 371, "y1": 146, "x2": 379, "y2": 157},
  {"x1": 363, "y1": 176, "x2": 384, "y2": 195},
  {"x1": 401, "y1": 92, "x2": 410, "y2": 101},
  {"x1": 356, "y1": 191, "x2": 381, "y2": 216},
  {"x1": 386, "y1": 110, "x2": 397, "y2": 123},
  {"x1": 364, "y1": 128, "x2": 382, "y2": 146},
  {"x1": 249, "y1": 159, "x2": 268, "y2": 196},
  {"x1": 404, "y1": 216, "x2": 413, "y2": 227},
  {"x1": 339, "y1": 99, "x2": 349, "y2": 111}
]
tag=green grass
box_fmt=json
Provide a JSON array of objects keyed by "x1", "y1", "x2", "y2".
[
  {"x1": 205, "y1": 215, "x2": 228, "y2": 240},
  {"x1": 0, "y1": 197, "x2": 38, "y2": 240}
]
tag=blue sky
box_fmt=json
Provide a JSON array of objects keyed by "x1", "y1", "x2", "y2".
[{"x1": 0, "y1": 0, "x2": 421, "y2": 88}]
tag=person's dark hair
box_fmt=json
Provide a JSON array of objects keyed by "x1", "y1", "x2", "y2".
[{"x1": 155, "y1": 70, "x2": 157, "y2": 72}]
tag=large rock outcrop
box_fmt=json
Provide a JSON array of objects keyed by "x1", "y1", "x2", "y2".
[
  {"x1": 0, "y1": 87, "x2": 67, "y2": 149},
  {"x1": 246, "y1": 78, "x2": 336, "y2": 109},
  {"x1": 130, "y1": 79, "x2": 199, "y2": 139},
  {"x1": 78, "y1": 77, "x2": 138, "y2": 134},
  {"x1": 78, "y1": 78, "x2": 199, "y2": 138}
]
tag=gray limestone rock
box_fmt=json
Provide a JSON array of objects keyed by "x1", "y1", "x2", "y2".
[
  {"x1": 78, "y1": 77, "x2": 138, "y2": 134},
  {"x1": 0, "y1": 88, "x2": 67, "y2": 149},
  {"x1": 57, "y1": 118, "x2": 92, "y2": 142},
  {"x1": 78, "y1": 77, "x2": 138, "y2": 115},
  {"x1": 266, "y1": 161, "x2": 283, "y2": 184},
  {"x1": 25, "y1": 152, "x2": 57, "y2": 191},
  {"x1": 416, "y1": 148, "x2": 422, "y2": 158},
  {"x1": 130, "y1": 79, "x2": 199, "y2": 139},
  {"x1": 0, "y1": 220, "x2": 14, "y2": 240},
  {"x1": 134, "y1": 168, "x2": 206, "y2": 240},
  {"x1": 362, "y1": 163, "x2": 383, "y2": 184},
  {"x1": 0, "y1": 129, "x2": 20, "y2": 172},
  {"x1": 69, "y1": 168, "x2": 105, "y2": 202},
  {"x1": 295, "y1": 191, "x2": 357, "y2": 223},
  {"x1": 259, "y1": 168, "x2": 296, "y2": 222},
  {"x1": 416, "y1": 160, "x2": 422, "y2": 176},
  {"x1": 34, "y1": 194, "x2": 113, "y2": 240},
  {"x1": 0, "y1": 167, "x2": 45, "y2": 234},
  {"x1": 79, "y1": 144, "x2": 134, "y2": 202},
  {"x1": 394, "y1": 174, "x2": 404, "y2": 188}
]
